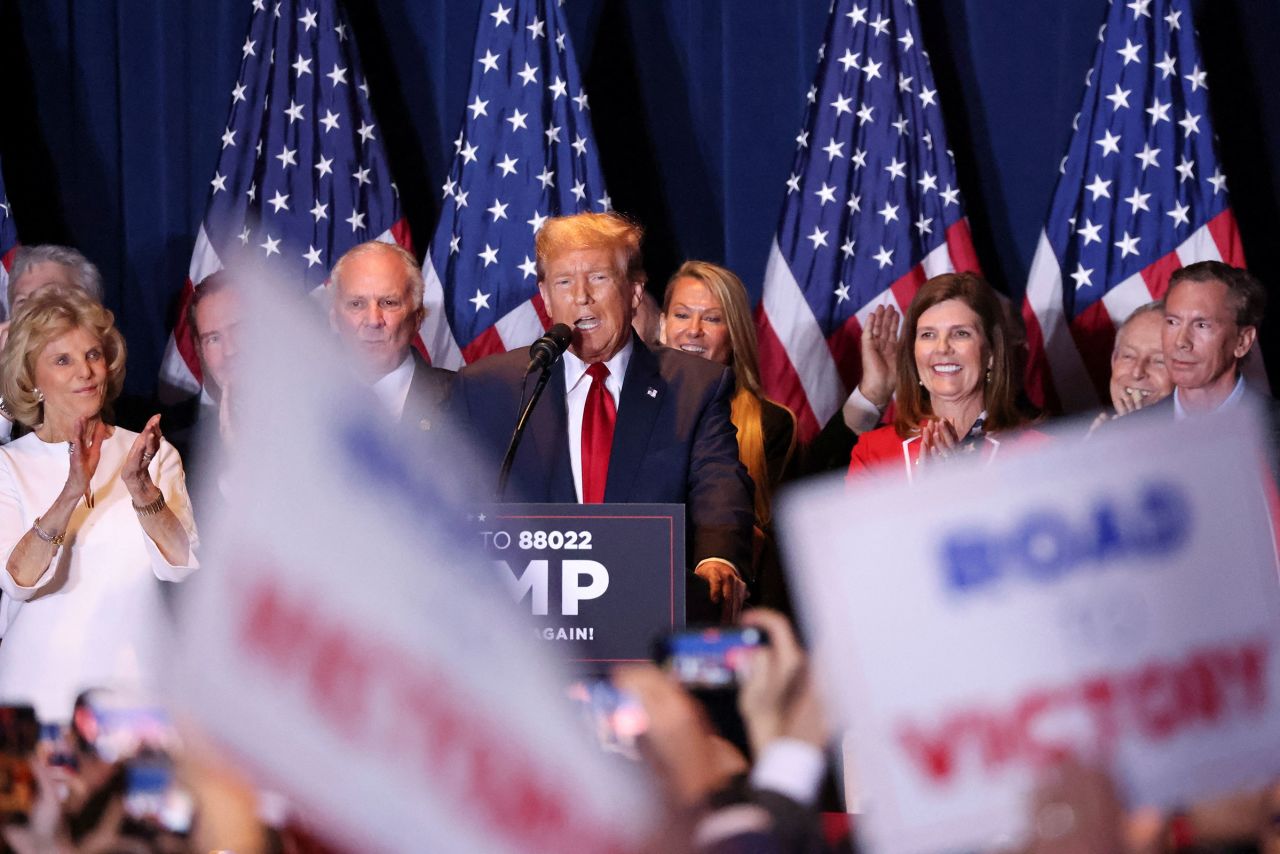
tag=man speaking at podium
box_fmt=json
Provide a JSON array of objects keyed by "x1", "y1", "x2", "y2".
[{"x1": 451, "y1": 213, "x2": 753, "y2": 622}]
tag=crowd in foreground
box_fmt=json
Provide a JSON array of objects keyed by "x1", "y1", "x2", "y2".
[{"x1": 0, "y1": 211, "x2": 1275, "y2": 851}]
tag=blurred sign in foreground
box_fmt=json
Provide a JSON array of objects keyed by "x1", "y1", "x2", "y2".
[
  {"x1": 781, "y1": 409, "x2": 1280, "y2": 854},
  {"x1": 172, "y1": 265, "x2": 653, "y2": 853}
]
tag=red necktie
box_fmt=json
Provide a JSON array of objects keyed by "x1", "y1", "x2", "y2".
[{"x1": 581, "y1": 362, "x2": 616, "y2": 503}]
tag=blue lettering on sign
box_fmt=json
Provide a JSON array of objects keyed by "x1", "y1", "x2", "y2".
[{"x1": 941, "y1": 482, "x2": 1191, "y2": 594}]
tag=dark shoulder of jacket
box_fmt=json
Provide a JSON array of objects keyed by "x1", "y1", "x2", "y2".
[
  {"x1": 761, "y1": 398, "x2": 797, "y2": 440},
  {"x1": 652, "y1": 343, "x2": 735, "y2": 391}
]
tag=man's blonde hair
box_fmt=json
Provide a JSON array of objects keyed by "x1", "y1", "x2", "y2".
[{"x1": 535, "y1": 212, "x2": 646, "y2": 285}]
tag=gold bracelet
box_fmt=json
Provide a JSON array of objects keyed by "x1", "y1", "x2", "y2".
[
  {"x1": 133, "y1": 492, "x2": 167, "y2": 517},
  {"x1": 32, "y1": 518, "x2": 65, "y2": 547}
]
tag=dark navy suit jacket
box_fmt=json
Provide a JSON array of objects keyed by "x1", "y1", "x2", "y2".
[
  {"x1": 451, "y1": 334, "x2": 755, "y2": 579},
  {"x1": 401, "y1": 349, "x2": 454, "y2": 434}
]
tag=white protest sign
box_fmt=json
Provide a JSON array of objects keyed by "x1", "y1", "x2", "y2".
[
  {"x1": 172, "y1": 267, "x2": 654, "y2": 853},
  {"x1": 781, "y1": 409, "x2": 1280, "y2": 854}
]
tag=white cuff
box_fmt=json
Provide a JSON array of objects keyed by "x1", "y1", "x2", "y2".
[
  {"x1": 142, "y1": 528, "x2": 200, "y2": 582},
  {"x1": 842, "y1": 386, "x2": 885, "y2": 434},
  {"x1": 749, "y1": 738, "x2": 826, "y2": 807},
  {"x1": 692, "y1": 803, "x2": 772, "y2": 849},
  {"x1": 694, "y1": 557, "x2": 741, "y2": 580},
  {"x1": 0, "y1": 542, "x2": 60, "y2": 602}
]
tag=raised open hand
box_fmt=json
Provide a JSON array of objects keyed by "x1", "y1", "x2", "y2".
[{"x1": 860, "y1": 303, "x2": 901, "y2": 407}]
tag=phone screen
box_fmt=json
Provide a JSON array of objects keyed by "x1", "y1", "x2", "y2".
[
  {"x1": 72, "y1": 692, "x2": 179, "y2": 764},
  {"x1": 566, "y1": 678, "x2": 649, "y2": 760},
  {"x1": 656, "y1": 626, "x2": 769, "y2": 690},
  {"x1": 124, "y1": 755, "x2": 196, "y2": 836},
  {"x1": 72, "y1": 693, "x2": 194, "y2": 837}
]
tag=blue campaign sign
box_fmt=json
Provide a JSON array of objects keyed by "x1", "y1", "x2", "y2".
[{"x1": 472, "y1": 504, "x2": 687, "y2": 664}]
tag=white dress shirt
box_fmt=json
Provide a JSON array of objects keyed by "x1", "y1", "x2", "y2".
[
  {"x1": 370, "y1": 352, "x2": 416, "y2": 421},
  {"x1": 749, "y1": 738, "x2": 827, "y2": 806},
  {"x1": 562, "y1": 341, "x2": 632, "y2": 502},
  {"x1": 1173, "y1": 373, "x2": 1246, "y2": 420}
]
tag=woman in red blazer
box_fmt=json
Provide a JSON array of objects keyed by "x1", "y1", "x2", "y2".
[{"x1": 848, "y1": 273, "x2": 1043, "y2": 482}]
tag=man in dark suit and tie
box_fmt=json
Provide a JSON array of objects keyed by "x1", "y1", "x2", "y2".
[
  {"x1": 329, "y1": 241, "x2": 453, "y2": 434},
  {"x1": 451, "y1": 213, "x2": 753, "y2": 622}
]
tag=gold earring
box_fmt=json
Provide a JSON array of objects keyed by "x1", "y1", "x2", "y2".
[{"x1": 34, "y1": 388, "x2": 44, "y2": 403}]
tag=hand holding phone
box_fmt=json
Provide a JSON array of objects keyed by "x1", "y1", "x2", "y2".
[
  {"x1": 566, "y1": 677, "x2": 649, "y2": 760},
  {"x1": 653, "y1": 626, "x2": 769, "y2": 690},
  {"x1": 735, "y1": 610, "x2": 828, "y2": 754},
  {"x1": 71, "y1": 691, "x2": 194, "y2": 836}
]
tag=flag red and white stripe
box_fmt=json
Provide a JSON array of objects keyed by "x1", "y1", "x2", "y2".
[{"x1": 756, "y1": 0, "x2": 981, "y2": 440}]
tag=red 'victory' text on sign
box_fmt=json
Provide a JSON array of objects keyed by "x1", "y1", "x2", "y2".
[
  {"x1": 237, "y1": 574, "x2": 633, "y2": 854},
  {"x1": 896, "y1": 638, "x2": 1268, "y2": 785}
]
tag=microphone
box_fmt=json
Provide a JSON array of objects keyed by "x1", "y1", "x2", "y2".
[
  {"x1": 525, "y1": 323, "x2": 573, "y2": 374},
  {"x1": 500, "y1": 323, "x2": 574, "y2": 497}
]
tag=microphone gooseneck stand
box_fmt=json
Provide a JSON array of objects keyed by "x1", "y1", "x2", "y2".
[
  {"x1": 497, "y1": 323, "x2": 573, "y2": 500},
  {"x1": 497, "y1": 363, "x2": 555, "y2": 500}
]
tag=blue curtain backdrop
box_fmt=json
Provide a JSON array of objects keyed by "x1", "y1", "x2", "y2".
[{"x1": 2, "y1": 0, "x2": 1279, "y2": 407}]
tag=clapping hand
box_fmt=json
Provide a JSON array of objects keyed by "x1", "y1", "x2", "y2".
[
  {"x1": 122, "y1": 414, "x2": 163, "y2": 502},
  {"x1": 919, "y1": 417, "x2": 960, "y2": 464},
  {"x1": 64, "y1": 417, "x2": 108, "y2": 499}
]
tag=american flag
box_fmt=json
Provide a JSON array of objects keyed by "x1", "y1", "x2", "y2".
[
  {"x1": 755, "y1": 0, "x2": 980, "y2": 441},
  {"x1": 0, "y1": 163, "x2": 17, "y2": 320},
  {"x1": 159, "y1": 0, "x2": 410, "y2": 400},
  {"x1": 419, "y1": 0, "x2": 608, "y2": 368},
  {"x1": 1020, "y1": 0, "x2": 1253, "y2": 413}
]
